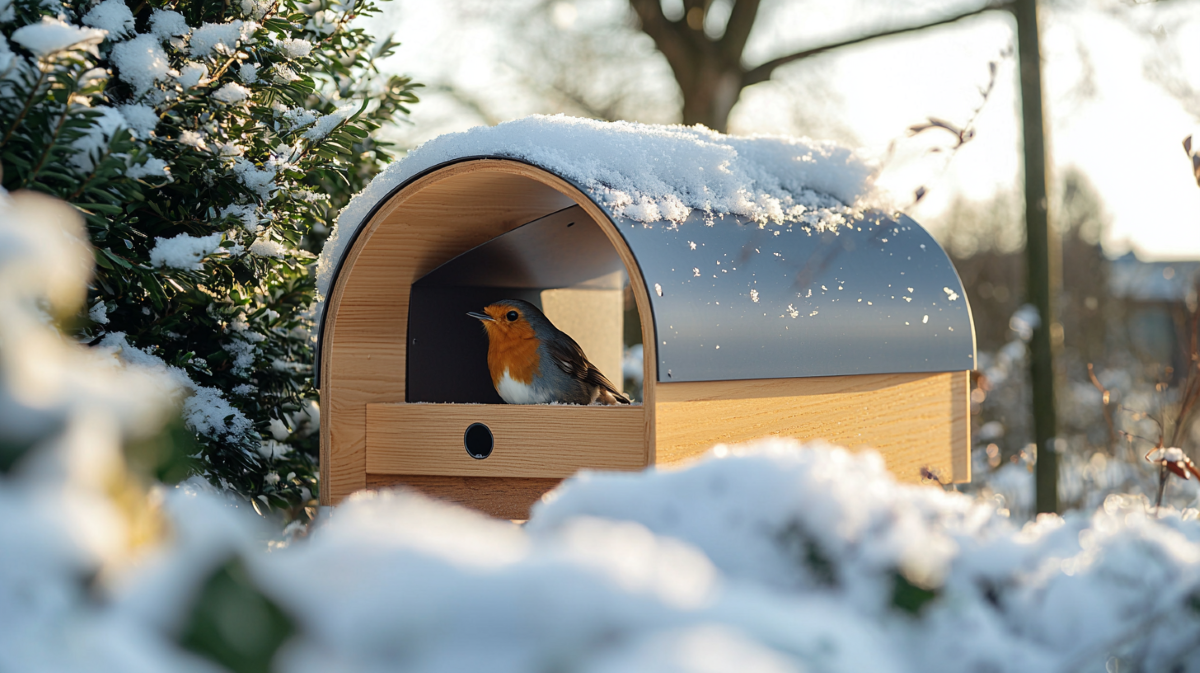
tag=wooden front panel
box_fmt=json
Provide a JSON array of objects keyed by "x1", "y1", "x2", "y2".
[
  {"x1": 365, "y1": 475, "x2": 563, "y2": 520},
  {"x1": 321, "y1": 160, "x2": 660, "y2": 506},
  {"x1": 366, "y1": 403, "x2": 646, "y2": 478},
  {"x1": 654, "y1": 371, "x2": 970, "y2": 484}
]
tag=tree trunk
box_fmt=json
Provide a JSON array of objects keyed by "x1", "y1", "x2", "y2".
[{"x1": 680, "y1": 68, "x2": 741, "y2": 132}]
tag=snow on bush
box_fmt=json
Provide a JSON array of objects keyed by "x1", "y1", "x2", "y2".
[
  {"x1": 316, "y1": 115, "x2": 876, "y2": 302},
  {"x1": 249, "y1": 238, "x2": 287, "y2": 258},
  {"x1": 110, "y1": 33, "x2": 170, "y2": 94},
  {"x1": 212, "y1": 81, "x2": 251, "y2": 104},
  {"x1": 10, "y1": 16, "x2": 106, "y2": 57},
  {"x1": 148, "y1": 232, "x2": 224, "y2": 270},
  {"x1": 82, "y1": 0, "x2": 135, "y2": 39},
  {"x1": 174, "y1": 61, "x2": 206, "y2": 89},
  {"x1": 148, "y1": 8, "x2": 190, "y2": 40},
  {"x1": 187, "y1": 20, "x2": 247, "y2": 57},
  {"x1": 302, "y1": 105, "x2": 355, "y2": 140},
  {"x1": 116, "y1": 102, "x2": 158, "y2": 138},
  {"x1": 97, "y1": 332, "x2": 254, "y2": 447},
  {"x1": 278, "y1": 36, "x2": 313, "y2": 60}
]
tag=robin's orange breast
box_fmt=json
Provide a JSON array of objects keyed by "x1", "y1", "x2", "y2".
[{"x1": 485, "y1": 325, "x2": 541, "y2": 387}]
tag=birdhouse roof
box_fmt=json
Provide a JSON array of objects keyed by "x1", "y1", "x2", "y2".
[{"x1": 316, "y1": 116, "x2": 975, "y2": 384}]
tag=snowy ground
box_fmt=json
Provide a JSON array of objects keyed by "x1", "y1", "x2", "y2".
[{"x1": 9, "y1": 434, "x2": 1200, "y2": 672}]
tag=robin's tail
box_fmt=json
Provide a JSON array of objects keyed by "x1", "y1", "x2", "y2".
[
  {"x1": 596, "y1": 387, "x2": 632, "y2": 405},
  {"x1": 584, "y1": 365, "x2": 631, "y2": 405}
]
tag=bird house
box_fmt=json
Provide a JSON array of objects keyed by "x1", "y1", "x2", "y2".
[{"x1": 315, "y1": 118, "x2": 976, "y2": 518}]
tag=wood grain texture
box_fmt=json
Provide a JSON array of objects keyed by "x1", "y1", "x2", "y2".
[
  {"x1": 655, "y1": 371, "x2": 971, "y2": 483},
  {"x1": 366, "y1": 403, "x2": 646, "y2": 477},
  {"x1": 365, "y1": 474, "x2": 563, "y2": 519},
  {"x1": 950, "y1": 370, "x2": 970, "y2": 483},
  {"x1": 321, "y1": 160, "x2": 658, "y2": 505}
]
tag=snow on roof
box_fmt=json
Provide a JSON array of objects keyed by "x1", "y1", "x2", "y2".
[{"x1": 315, "y1": 115, "x2": 875, "y2": 302}]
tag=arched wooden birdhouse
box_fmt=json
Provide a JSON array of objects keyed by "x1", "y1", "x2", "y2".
[{"x1": 315, "y1": 116, "x2": 976, "y2": 518}]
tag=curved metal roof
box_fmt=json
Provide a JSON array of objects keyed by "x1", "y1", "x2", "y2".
[
  {"x1": 611, "y1": 208, "x2": 976, "y2": 382},
  {"x1": 316, "y1": 157, "x2": 976, "y2": 386}
]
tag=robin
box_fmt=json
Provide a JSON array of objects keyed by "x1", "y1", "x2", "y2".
[{"x1": 467, "y1": 299, "x2": 631, "y2": 406}]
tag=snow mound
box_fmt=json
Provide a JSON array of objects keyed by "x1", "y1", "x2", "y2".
[
  {"x1": 315, "y1": 115, "x2": 876, "y2": 302},
  {"x1": 530, "y1": 440, "x2": 997, "y2": 608},
  {"x1": 142, "y1": 439, "x2": 1200, "y2": 672},
  {"x1": 524, "y1": 440, "x2": 1200, "y2": 672},
  {"x1": 264, "y1": 483, "x2": 899, "y2": 673}
]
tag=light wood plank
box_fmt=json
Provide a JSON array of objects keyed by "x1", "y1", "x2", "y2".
[
  {"x1": 366, "y1": 403, "x2": 646, "y2": 478},
  {"x1": 950, "y1": 370, "x2": 971, "y2": 483},
  {"x1": 365, "y1": 474, "x2": 563, "y2": 520},
  {"x1": 654, "y1": 371, "x2": 971, "y2": 483}
]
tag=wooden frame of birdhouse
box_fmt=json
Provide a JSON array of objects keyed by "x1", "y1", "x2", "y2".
[{"x1": 317, "y1": 153, "x2": 976, "y2": 519}]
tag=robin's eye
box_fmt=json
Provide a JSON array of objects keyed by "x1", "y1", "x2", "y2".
[{"x1": 506, "y1": 311, "x2": 519, "y2": 322}]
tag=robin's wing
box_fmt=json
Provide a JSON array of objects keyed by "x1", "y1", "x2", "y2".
[{"x1": 545, "y1": 333, "x2": 631, "y2": 404}]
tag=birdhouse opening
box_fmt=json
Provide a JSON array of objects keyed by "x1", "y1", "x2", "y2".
[
  {"x1": 319, "y1": 160, "x2": 656, "y2": 516},
  {"x1": 407, "y1": 204, "x2": 642, "y2": 405}
]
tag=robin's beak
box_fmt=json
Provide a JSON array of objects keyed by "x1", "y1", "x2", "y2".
[{"x1": 467, "y1": 311, "x2": 494, "y2": 322}]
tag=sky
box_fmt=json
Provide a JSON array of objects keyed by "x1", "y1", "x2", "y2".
[{"x1": 360, "y1": 0, "x2": 1200, "y2": 260}]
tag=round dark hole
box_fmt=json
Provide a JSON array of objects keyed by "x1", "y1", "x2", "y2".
[{"x1": 464, "y1": 423, "x2": 493, "y2": 459}]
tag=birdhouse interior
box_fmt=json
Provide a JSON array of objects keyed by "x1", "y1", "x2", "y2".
[{"x1": 408, "y1": 204, "x2": 634, "y2": 405}]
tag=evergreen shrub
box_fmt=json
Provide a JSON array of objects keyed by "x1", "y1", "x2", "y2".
[{"x1": 0, "y1": 0, "x2": 419, "y2": 518}]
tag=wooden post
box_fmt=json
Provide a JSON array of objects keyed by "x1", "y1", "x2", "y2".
[{"x1": 1014, "y1": 0, "x2": 1059, "y2": 514}]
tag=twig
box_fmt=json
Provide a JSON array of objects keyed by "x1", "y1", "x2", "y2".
[
  {"x1": 1087, "y1": 363, "x2": 1117, "y2": 451},
  {"x1": 1155, "y1": 460, "x2": 1169, "y2": 512},
  {"x1": 742, "y1": 1, "x2": 1015, "y2": 86}
]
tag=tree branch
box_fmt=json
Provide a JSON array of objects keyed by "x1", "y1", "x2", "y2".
[
  {"x1": 719, "y1": 0, "x2": 761, "y2": 63},
  {"x1": 742, "y1": 1, "x2": 1013, "y2": 87},
  {"x1": 628, "y1": 0, "x2": 698, "y2": 89}
]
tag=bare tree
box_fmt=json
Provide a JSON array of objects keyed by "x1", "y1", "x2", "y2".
[{"x1": 627, "y1": 0, "x2": 1014, "y2": 131}]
